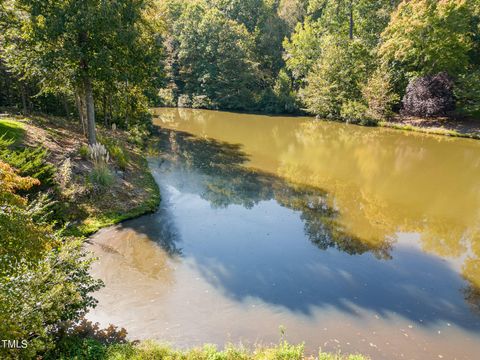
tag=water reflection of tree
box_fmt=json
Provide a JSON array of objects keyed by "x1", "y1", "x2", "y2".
[
  {"x1": 284, "y1": 121, "x2": 480, "y2": 311},
  {"x1": 158, "y1": 128, "x2": 392, "y2": 259},
  {"x1": 121, "y1": 210, "x2": 183, "y2": 257}
]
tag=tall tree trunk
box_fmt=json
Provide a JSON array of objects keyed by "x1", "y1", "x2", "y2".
[
  {"x1": 75, "y1": 89, "x2": 87, "y2": 136},
  {"x1": 83, "y1": 76, "x2": 97, "y2": 144},
  {"x1": 21, "y1": 83, "x2": 28, "y2": 115},
  {"x1": 109, "y1": 94, "x2": 113, "y2": 126},
  {"x1": 124, "y1": 80, "x2": 129, "y2": 129},
  {"x1": 103, "y1": 91, "x2": 108, "y2": 126},
  {"x1": 349, "y1": 1, "x2": 354, "y2": 40},
  {"x1": 62, "y1": 94, "x2": 70, "y2": 117}
]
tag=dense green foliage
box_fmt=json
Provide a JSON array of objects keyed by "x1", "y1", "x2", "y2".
[
  {"x1": 1, "y1": 0, "x2": 479, "y2": 122},
  {"x1": 155, "y1": 0, "x2": 480, "y2": 120},
  {"x1": 1, "y1": 0, "x2": 164, "y2": 143},
  {"x1": 0, "y1": 153, "x2": 101, "y2": 358},
  {"x1": 285, "y1": 0, "x2": 479, "y2": 121}
]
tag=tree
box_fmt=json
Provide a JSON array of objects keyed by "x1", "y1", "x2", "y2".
[
  {"x1": 307, "y1": 0, "x2": 398, "y2": 45},
  {"x1": 173, "y1": 3, "x2": 259, "y2": 109},
  {"x1": 211, "y1": 0, "x2": 289, "y2": 100},
  {"x1": 278, "y1": 0, "x2": 308, "y2": 31},
  {"x1": 299, "y1": 35, "x2": 373, "y2": 117},
  {"x1": 283, "y1": 19, "x2": 324, "y2": 82},
  {"x1": 361, "y1": 66, "x2": 399, "y2": 119},
  {"x1": 284, "y1": 0, "x2": 395, "y2": 84},
  {"x1": 380, "y1": 0, "x2": 474, "y2": 78},
  {"x1": 3, "y1": 0, "x2": 162, "y2": 144},
  {"x1": 210, "y1": 0, "x2": 270, "y2": 33}
]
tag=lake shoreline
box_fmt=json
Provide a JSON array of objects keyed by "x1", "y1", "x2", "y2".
[
  {"x1": 0, "y1": 113, "x2": 161, "y2": 237},
  {"x1": 156, "y1": 106, "x2": 480, "y2": 140}
]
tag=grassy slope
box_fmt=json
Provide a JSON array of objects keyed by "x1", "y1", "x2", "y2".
[
  {"x1": 0, "y1": 116, "x2": 160, "y2": 237},
  {"x1": 77, "y1": 148, "x2": 160, "y2": 235},
  {"x1": 0, "y1": 117, "x2": 25, "y2": 143}
]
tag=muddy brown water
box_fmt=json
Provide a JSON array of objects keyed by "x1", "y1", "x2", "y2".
[{"x1": 87, "y1": 108, "x2": 480, "y2": 359}]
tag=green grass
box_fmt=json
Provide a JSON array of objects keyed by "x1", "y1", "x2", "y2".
[
  {"x1": 378, "y1": 121, "x2": 480, "y2": 140},
  {"x1": 0, "y1": 118, "x2": 26, "y2": 144},
  {"x1": 76, "y1": 156, "x2": 160, "y2": 236},
  {"x1": 47, "y1": 339, "x2": 369, "y2": 360}
]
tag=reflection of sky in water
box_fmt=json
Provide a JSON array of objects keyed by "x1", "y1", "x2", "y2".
[
  {"x1": 89, "y1": 112, "x2": 480, "y2": 359},
  {"x1": 146, "y1": 154, "x2": 480, "y2": 331}
]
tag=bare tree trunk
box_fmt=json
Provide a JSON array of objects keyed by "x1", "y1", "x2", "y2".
[
  {"x1": 103, "y1": 91, "x2": 108, "y2": 126},
  {"x1": 109, "y1": 94, "x2": 113, "y2": 126},
  {"x1": 349, "y1": 1, "x2": 354, "y2": 40},
  {"x1": 63, "y1": 95, "x2": 70, "y2": 117},
  {"x1": 75, "y1": 89, "x2": 87, "y2": 136},
  {"x1": 83, "y1": 76, "x2": 97, "y2": 145},
  {"x1": 21, "y1": 83, "x2": 28, "y2": 115},
  {"x1": 124, "y1": 80, "x2": 129, "y2": 129}
]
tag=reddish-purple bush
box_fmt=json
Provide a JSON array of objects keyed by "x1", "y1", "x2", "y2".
[{"x1": 402, "y1": 72, "x2": 455, "y2": 117}]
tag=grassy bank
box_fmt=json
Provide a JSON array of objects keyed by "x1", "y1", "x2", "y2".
[
  {"x1": 379, "y1": 118, "x2": 480, "y2": 140},
  {"x1": 0, "y1": 114, "x2": 160, "y2": 237},
  {"x1": 48, "y1": 338, "x2": 368, "y2": 360}
]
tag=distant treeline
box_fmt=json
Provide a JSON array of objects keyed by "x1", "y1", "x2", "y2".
[
  {"x1": 157, "y1": 0, "x2": 480, "y2": 122},
  {"x1": 1, "y1": 0, "x2": 479, "y2": 142}
]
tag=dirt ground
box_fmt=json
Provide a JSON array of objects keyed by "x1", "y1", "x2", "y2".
[
  {"x1": 3, "y1": 114, "x2": 160, "y2": 236},
  {"x1": 385, "y1": 115, "x2": 480, "y2": 138}
]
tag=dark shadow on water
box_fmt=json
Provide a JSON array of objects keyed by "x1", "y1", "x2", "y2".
[
  {"x1": 120, "y1": 206, "x2": 183, "y2": 257},
  {"x1": 156, "y1": 128, "x2": 392, "y2": 258},
  {"x1": 120, "y1": 128, "x2": 480, "y2": 332}
]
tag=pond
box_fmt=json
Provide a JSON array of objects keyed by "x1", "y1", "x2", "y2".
[{"x1": 87, "y1": 108, "x2": 480, "y2": 359}]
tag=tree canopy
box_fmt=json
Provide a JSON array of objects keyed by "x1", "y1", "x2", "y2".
[{"x1": 1, "y1": 0, "x2": 480, "y2": 125}]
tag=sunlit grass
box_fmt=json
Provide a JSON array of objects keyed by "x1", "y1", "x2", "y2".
[
  {"x1": 50, "y1": 339, "x2": 370, "y2": 360},
  {"x1": 378, "y1": 121, "x2": 480, "y2": 140},
  {"x1": 0, "y1": 118, "x2": 26, "y2": 144}
]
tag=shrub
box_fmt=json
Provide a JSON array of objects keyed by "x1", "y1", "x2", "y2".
[
  {"x1": 87, "y1": 143, "x2": 114, "y2": 187},
  {"x1": 0, "y1": 145, "x2": 55, "y2": 187},
  {"x1": 57, "y1": 157, "x2": 72, "y2": 190},
  {"x1": 108, "y1": 144, "x2": 129, "y2": 171},
  {"x1": 455, "y1": 71, "x2": 480, "y2": 117},
  {"x1": 88, "y1": 143, "x2": 110, "y2": 167},
  {"x1": 99, "y1": 137, "x2": 129, "y2": 171},
  {"x1": 362, "y1": 67, "x2": 399, "y2": 120},
  {"x1": 90, "y1": 165, "x2": 114, "y2": 187},
  {"x1": 0, "y1": 119, "x2": 25, "y2": 143},
  {"x1": 158, "y1": 87, "x2": 176, "y2": 107},
  {"x1": 0, "y1": 168, "x2": 102, "y2": 358},
  {"x1": 79, "y1": 144, "x2": 89, "y2": 159},
  {"x1": 0, "y1": 133, "x2": 15, "y2": 148},
  {"x1": 178, "y1": 94, "x2": 192, "y2": 108},
  {"x1": 45, "y1": 320, "x2": 127, "y2": 359},
  {"x1": 128, "y1": 124, "x2": 150, "y2": 147},
  {"x1": 191, "y1": 94, "x2": 214, "y2": 109},
  {"x1": 340, "y1": 101, "x2": 377, "y2": 126},
  {"x1": 0, "y1": 160, "x2": 39, "y2": 205},
  {"x1": 402, "y1": 72, "x2": 455, "y2": 117}
]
